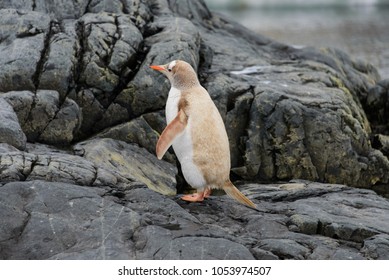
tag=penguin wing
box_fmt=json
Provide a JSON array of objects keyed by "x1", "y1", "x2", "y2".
[{"x1": 156, "y1": 109, "x2": 188, "y2": 159}]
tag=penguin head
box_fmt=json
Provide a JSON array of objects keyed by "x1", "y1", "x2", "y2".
[{"x1": 150, "y1": 60, "x2": 199, "y2": 89}]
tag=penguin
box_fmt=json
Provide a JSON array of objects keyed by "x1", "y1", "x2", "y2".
[{"x1": 150, "y1": 60, "x2": 256, "y2": 208}]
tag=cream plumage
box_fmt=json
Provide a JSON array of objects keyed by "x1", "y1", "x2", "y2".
[{"x1": 150, "y1": 60, "x2": 256, "y2": 208}]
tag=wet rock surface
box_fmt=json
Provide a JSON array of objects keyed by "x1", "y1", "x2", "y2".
[
  {"x1": 0, "y1": 0, "x2": 389, "y2": 259},
  {"x1": 1, "y1": 180, "x2": 388, "y2": 260}
]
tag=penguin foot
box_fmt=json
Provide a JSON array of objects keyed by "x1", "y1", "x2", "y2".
[
  {"x1": 181, "y1": 188, "x2": 212, "y2": 202},
  {"x1": 181, "y1": 193, "x2": 205, "y2": 202}
]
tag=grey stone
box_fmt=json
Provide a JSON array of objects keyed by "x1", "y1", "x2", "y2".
[
  {"x1": 1, "y1": 180, "x2": 389, "y2": 260},
  {"x1": 366, "y1": 79, "x2": 389, "y2": 133},
  {"x1": 38, "y1": 97, "x2": 82, "y2": 145},
  {"x1": 2, "y1": 91, "x2": 35, "y2": 125},
  {"x1": 69, "y1": 89, "x2": 105, "y2": 139},
  {"x1": 87, "y1": 0, "x2": 151, "y2": 32},
  {"x1": 95, "y1": 114, "x2": 175, "y2": 162},
  {"x1": 1, "y1": 138, "x2": 176, "y2": 193},
  {"x1": 35, "y1": 0, "x2": 90, "y2": 20},
  {"x1": 1, "y1": 1, "x2": 388, "y2": 187},
  {"x1": 24, "y1": 90, "x2": 60, "y2": 141},
  {"x1": 4, "y1": 90, "x2": 81, "y2": 145},
  {"x1": 78, "y1": 13, "x2": 143, "y2": 93},
  {"x1": 0, "y1": 181, "x2": 140, "y2": 260},
  {"x1": 0, "y1": 98, "x2": 27, "y2": 150},
  {"x1": 372, "y1": 134, "x2": 389, "y2": 157},
  {"x1": 0, "y1": 9, "x2": 51, "y2": 92},
  {"x1": 257, "y1": 239, "x2": 311, "y2": 260},
  {"x1": 27, "y1": 153, "x2": 97, "y2": 186},
  {"x1": 251, "y1": 247, "x2": 279, "y2": 260},
  {"x1": 0, "y1": 0, "x2": 33, "y2": 10},
  {"x1": 0, "y1": 144, "x2": 37, "y2": 182},
  {"x1": 288, "y1": 214, "x2": 319, "y2": 235},
  {"x1": 288, "y1": 186, "x2": 389, "y2": 243},
  {"x1": 39, "y1": 22, "x2": 79, "y2": 99},
  {"x1": 74, "y1": 138, "x2": 177, "y2": 195},
  {"x1": 361, "y1": 234, "x2": 389, "y2": 260},
  {"x1": 154, "y1": 236, "x2": 255, "y2": 260}
]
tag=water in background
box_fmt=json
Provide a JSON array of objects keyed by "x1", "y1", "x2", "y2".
[{"x1": 205, "y1": 0, "x2": 389, "y2": 78}]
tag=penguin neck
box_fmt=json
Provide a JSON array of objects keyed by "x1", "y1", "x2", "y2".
[
  {"x1": 171, "y1": 71, "x2": 200, "y2": 90},
  {"x1": 168, "y1": 86, "x2": 181, "y2": 99}
]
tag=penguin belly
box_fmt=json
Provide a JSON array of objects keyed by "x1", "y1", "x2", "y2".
[
  {"x1": 172, "y1": 123, "x2": 207, "y2": 189},
  {"x1": 165, "y1": 87, "x2": 207, "y2": 190}
]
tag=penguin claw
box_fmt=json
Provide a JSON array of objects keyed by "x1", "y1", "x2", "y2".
[{"x1": 203, "y1": 188, "x2": 211, "y2": 198}]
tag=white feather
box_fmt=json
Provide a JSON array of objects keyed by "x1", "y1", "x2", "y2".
[{"x1": 165, "y1": 87, "x2": 207, "y2": 190}]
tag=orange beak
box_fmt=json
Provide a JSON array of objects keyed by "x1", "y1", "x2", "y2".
[{"x1": 150, "y1": 65, "x2": 165, "y2": 71}]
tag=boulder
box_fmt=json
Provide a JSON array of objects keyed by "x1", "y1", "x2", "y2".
[
  {"x1": 1, "y1": 0, "x2": 386, "y2": 187},
  {"x1": 0, "y1": 138, "x2": 177, "y2": 195},
  {"x1": 1, "y1": 1, "x2": 388, "y2": 187},
  {"x1": 0, "y1": 181, "x2": 140, "y2": 259},
  {"x1": 0, "y1": 98, "x2": 27, "y2": 150},
  {"x1": 0, "y1": 9, "x2": 51, "y2": 92},
  {"x1": 2, "y1": 90, "x2": 82, "y2": 145},
  {"x1": 74, "y1": 138, "x2": 177, "y2": 195}
]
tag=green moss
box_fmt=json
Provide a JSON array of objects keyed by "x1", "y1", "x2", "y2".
[{"x1": 330, "y1": 76, "x2": 351, "y2": 96}]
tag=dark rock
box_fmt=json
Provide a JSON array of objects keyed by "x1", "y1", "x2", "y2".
[
  {"x1": 74, "y1": 138, "x2": 177, "y2": 195},
  {"x1": 288, "y1": 214, "x2": 319, "y2": 235},
  {"x1": 1, "y1": 138, "x2": 177, "y2": 194},
  {"x1": 2, "y1": 1, "x2": 387, "y2": 187},
  {"x1": 366, "y1": 79, "x2": 389, "y2": 133},
  {"x1": 361, "y1": 234, "x2": 389, "y2": 260},
  {"x1": 2, "y1": 91, "x2": 35, "y2": 126},
  {"x1": 1, "y1": 180, "x2": 387, "y2": 260},
  {"x1": 2, "y1": 90, "x2": 82, "y2": 145},
  {"x1": 0, "y1": 144, "x2": 36, "y2": 182},
  {"x1": 0, "y1": 9, "x2": 51, "y2": 92},
  {"x1": 95, "y1": 115, "x2": 159, "y2": 154},
  {"x1": 23, "y1": 90, "x2": 60, "y2": 141},
  {"x1": 225, "y1": 68, "x2": 388, "y2": 187},
  {"x1": 251, "y1": 247, "x2": 279, "y2": 260},
  {"x1": 38, "y1": 97, "x2": 82, "y2": 145},
  {"x1": 39, "y1": 22, "x2": 79, "y2": 99},
  {"x1": 0, "y1": 98, "x2": 27, "y2": 150},
  {"x1": 287, "y1": 185, "x2": 389, "y2": 242},
  {"x1": 154, "y1": 236, "x2": 255, "y2": 260},
  {"x1": 0, "y1": 181, "x2": 140, "y2": 260},
  {"x1": 78, "y1": 13, "x2": 143, "y2": 93},
  {"x1": 94, "y1": 112, "x2": 177, "y2": 163},
  {"x1": 372, "y1": 134, "x2": 389, "y2": 157},
  {"x1": 257, "y1": 239, "x2": 310, "y2": 260}
]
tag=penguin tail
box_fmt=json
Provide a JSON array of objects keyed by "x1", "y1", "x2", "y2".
[{"x1": 223, "y1": 180, "x2": 256, "y2": 209}]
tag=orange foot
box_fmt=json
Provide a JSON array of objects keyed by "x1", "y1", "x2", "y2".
[
  {"x1": 203, "y1": 188, "x2": 211, "y2": 198},
  {"x1": 181, "y1": 188, "x2": 212, "y2": 202}
]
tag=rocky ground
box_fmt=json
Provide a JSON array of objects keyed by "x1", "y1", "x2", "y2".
[{"x1": 1, "y1": 0, "x2": 389, "y2": 259}]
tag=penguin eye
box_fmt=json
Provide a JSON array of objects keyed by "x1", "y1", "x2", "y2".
[{"x1": 168, "y1": 68, "x2": 172, "y2": 72}]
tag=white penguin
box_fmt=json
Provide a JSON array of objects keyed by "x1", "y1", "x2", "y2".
[{"x1": 150, "y1": 60, "x2": 256, "y2": 208}]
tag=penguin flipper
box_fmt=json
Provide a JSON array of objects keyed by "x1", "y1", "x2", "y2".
[{"x1": 156, "y1": 109, "x2": 188, "y2": 159}]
